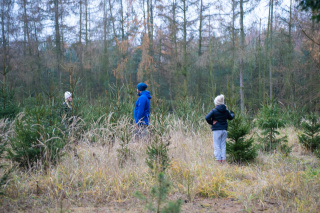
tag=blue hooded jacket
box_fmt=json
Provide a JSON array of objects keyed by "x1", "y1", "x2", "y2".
[
  {"x1": 205, "y1": 104, "x2": 234, "y2": 131},
  {"x1": 134, "y1": 91, "x2": 152, "y2": 125}
]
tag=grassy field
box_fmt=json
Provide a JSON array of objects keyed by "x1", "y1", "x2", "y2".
[{"x1": 0, "y1": 115, "x2": 320, "y2": 213}]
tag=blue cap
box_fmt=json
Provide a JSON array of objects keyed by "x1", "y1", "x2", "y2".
[{"x1": 137, "y1": 82, "x2": 148, "y2": 91}]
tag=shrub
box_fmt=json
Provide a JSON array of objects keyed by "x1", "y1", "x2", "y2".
[
  {"x1": 136, "y1": 121, "x2": 181, "y2": 213},
  {"x1": 146, "y1": 112, "x2": 171, "y2": 175},
  {"x1": 116, "y1": 117, "x2": 134, "y2": 167},
  {"x1": 298, "y1": 113, "x2": 320, "y2": 152},
  {"x1": 227, "y1": 113, "x2": 257, "y2": 163},
  {"x1": 146, "y1": 136, "x2": 170, "y2": 175},
  {"x1": 7, "y1": 96, "x2": 67, "y2": 170},
  {"x1": 257, "y1": 100, "x2": 291, "y2": 155},
  {"x1": 135, "y1": 172, "x2": 182, "y2": 213}
]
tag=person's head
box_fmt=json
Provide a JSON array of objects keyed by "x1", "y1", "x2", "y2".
[
  {"x1": 214, "y1": 94, "x2": 224, "y2": 106},
  {"x1": 65, "y1": 91, "x2": 72, "y2": 102},
  {"x1": 136, "y1": 82, "x2": 148, "y2": 94}
]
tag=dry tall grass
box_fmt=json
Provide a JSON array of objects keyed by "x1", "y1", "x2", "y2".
[{"x1": 1, "y1": 115, "x2": 320, "y2": 212}]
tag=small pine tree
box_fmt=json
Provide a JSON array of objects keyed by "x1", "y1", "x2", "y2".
[
  {"x1": 161, "y1": 199, "x2": 183, "y2": 213},
  {"x1": 146, "y1": 108, "x2": 171, "y2": 175},
  {"x1": 227, "y1": 113, "x2": 257, "y2": 163},
  {"x1": 146, "y1": 136, "x2": 170, "y2": 175},
  {"x1": 116, "y1": 121, "x2": 134, "y2": 168},
  {"x1": 298, "y1": 113, "x2": 320, "y2": 152},
  {"x1": 257, "y1": 100, "x2": 291, "y2": 154},
  {"x1": 135, "y1": 172, "x2": 182, "y2": 213},
  {"x1": 135, "y1": 122, "x2": 181, "y2": 213},
  {"x1": 7, "y1": 95, "x2": 66, "y2": 170}
]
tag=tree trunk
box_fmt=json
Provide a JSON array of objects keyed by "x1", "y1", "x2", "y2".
[
  {"x1": 209, "y1": 14, "x2": 215, "y2": 96},
  {"x1": 60, "y1": 0, "x2": 64, "y2": 53},
  {"x1": 198, "y1": 0, "x2": 203, "y2": 56},
  {"x1": 258, "y1": 18, "x2": 262, "y2": 102},
  {"x1": 79, "y1": 0, "x2": 82, "y2": 43},
  {"x1": 108, "y1": 0, "x2": 116, "y2": 39},
  {"x1": 150, "y1": 0, "x2": 153, "y2": 47},
  {"x1": 1, "y1": 6, "x2": 7, "y2": 110},
  {"x1": 120, "y1": 0, "x2": 124, "y2": 40},
  {"x1": 269, "y1": 0, "x2": 273, "y2": 100},
  {"x1": 85, "y1": 0, "x2": 88, "y2": 45},
  {"x1": 289, "y1": 0, "x2": 294, "y2": 106},
  {"x1": 54, "y1": 0, "x2": 62, "y2": 92},
  {"x1": 239, "y1": 0, "x2": 244, "y2": 113},
  {"x1": 170, "y1": 0, "x2": 178, "y2": 104},
  {"x1": 232, "y1": 0, "x2": 235, "y2": 95},
  {"x1": 173, "y1": 0, "x2": 177, "y2": 60},
  {"x1": 147, "y1": 0, "x2": 150, "y2": 41},
  {"x1": 264, "y1": 1, "x2": 271, "y2": 101},
  {"x1": 103, "y1": 0, "x2": 109, "y2": 83},
  {"x1": 23, "y1": 0, "x2": 27, "y2": 56},
  {"x1": 182, "y1": 0, "x2": 187, "y2": 94},
  {"x1": 143, "y1": 0, "x2": 146, "y2": 35}
]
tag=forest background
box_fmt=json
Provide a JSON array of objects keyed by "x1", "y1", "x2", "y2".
[{"x1": 1, "y1": 0, "x2": 319, "y2": 114}]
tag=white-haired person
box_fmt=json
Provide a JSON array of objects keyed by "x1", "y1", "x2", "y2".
[
  {"x1": 205, "y1": 94, "x2": 234, "y2": 163},
  {"x1": 62, "y1": 91, "x2": 73, "y2": 118}
]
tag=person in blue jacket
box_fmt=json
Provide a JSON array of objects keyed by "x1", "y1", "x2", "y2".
[
  {"x1": 134, "y1": 82, "x2": 152, "y2": 138},
  {"x1": 205, "y1": 94, "x2": 234, "y2": 163}
]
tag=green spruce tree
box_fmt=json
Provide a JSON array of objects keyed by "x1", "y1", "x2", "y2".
[
  {"x1": 227, "y1": 113, "x2": 257, "y2": 163},
  {"x1": 298, "y1": 113, "x2": 320, "y2": 152},
  {"x1": 146, "y1": 135, "x2": 170, "y2": 175},
  {"x1": 257, "y1": 100, "x2": 291, "y2": 155},
  {"x1": 135, "y1": 172, "x2": 182, "y2": 213},
  {"x1": 116, "y1": 118, "x2": 134, "y2": 168},
  {"x1": 135, "y1": 119, "x2": 182, "y2": 213},
  {"x1": 7, "y1": 95, "x2": 66, "y2": 170}
]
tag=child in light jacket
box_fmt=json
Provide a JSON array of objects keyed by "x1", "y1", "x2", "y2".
[{"x1": 205, "y1": 94, "x2": 234, "y2": 163}]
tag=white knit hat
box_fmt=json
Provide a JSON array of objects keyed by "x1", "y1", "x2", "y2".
[
  {"x1": 214, "y1": 94, "x2": 224, "y2": 106},
  {"x1": 64, "y1": 91, "x2": 72, "y2": 100}
]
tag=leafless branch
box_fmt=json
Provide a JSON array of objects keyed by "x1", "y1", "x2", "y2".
[{"x1": 297, "y1": 21, "x2": 320, "y2": 46}]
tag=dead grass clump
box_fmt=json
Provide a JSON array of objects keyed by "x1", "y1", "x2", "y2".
[{"x1": 195, "y1": 168, "x2": 229, "y2": 198}]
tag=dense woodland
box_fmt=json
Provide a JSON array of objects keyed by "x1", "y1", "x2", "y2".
[{"x1": 0, "y1": 0, "x2": 320, "y2": 113}]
